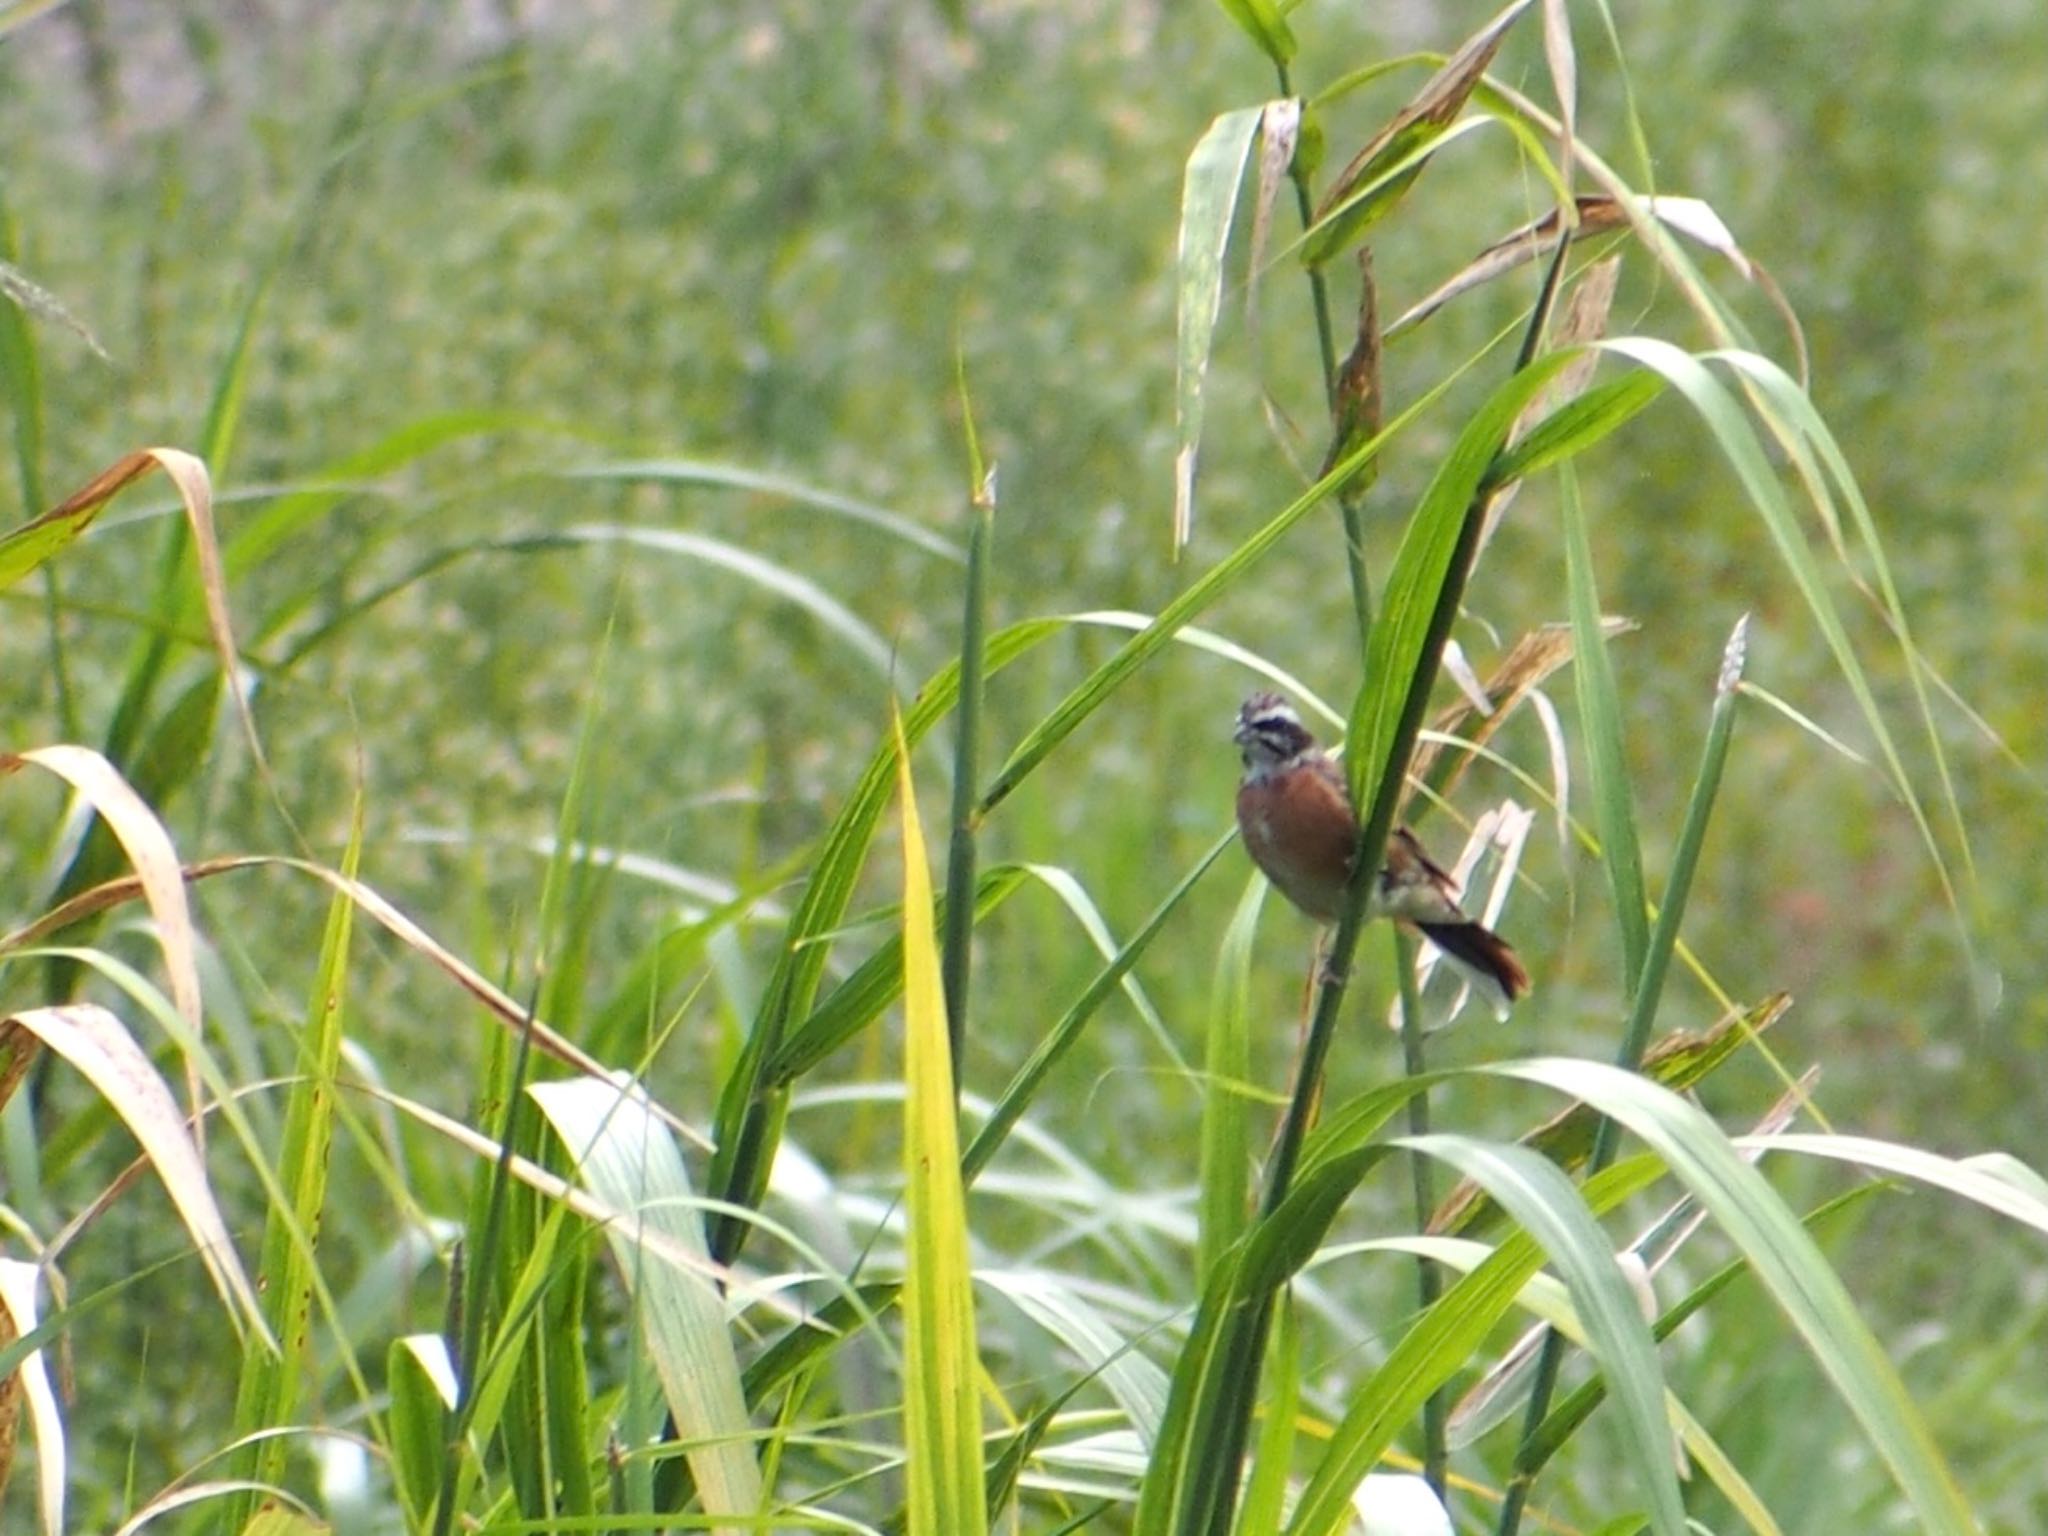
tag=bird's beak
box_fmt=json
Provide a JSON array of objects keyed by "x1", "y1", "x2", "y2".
[{"x1": 1231, "y1": 718, "x2": 1253, "y2": 745}]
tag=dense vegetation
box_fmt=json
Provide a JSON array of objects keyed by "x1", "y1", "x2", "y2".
[{"x1": 1, "y1": 1, "x2": 2042, "y2": 1532}]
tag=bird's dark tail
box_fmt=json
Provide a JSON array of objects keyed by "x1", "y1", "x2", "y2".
[{"x1": 1416, "y1": 920, "x2": 1530, "y2": 1021}]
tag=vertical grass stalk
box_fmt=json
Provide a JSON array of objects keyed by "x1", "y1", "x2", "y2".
[
  {"x1": 941, "y1": 449, "x2": 997, "y2": 1087},
  {"x1": 1494, "y1": 614, "x2": 1748, "y2": 1536}
]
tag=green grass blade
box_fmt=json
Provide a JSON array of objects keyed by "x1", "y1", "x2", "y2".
[
  {"x1": 1400, "y1": 1134, "x2": 1684, "y2": 1536},
  {"x1": 1345, "y1": 349, "x2": 1578, "y2": 809},
  {"x1": 1215, "y1": 0, "x2": 1295, "y2": 65},
  {"x1": 941, "y1": 398, "x2": 996, "y2": 1077},
  {"x1": 1602, "y1": 617, "x2": 1747, "y2": 1097},
  {"x1": 1561, "y1": 463, "x2": 1649, "y2": 989},
  {"x1": 960, "y1": 831, "x2": 1232, "y2": 1185},
  {"x1": 1239, "y1": 1296, "x2": 1300, "y2": 1536},
  {"x1": 706, "y1": 617, "x2": 1067, "y2": 1262},
  {"x1": 1174, "y1": 105, "x2": 1264, "y2": 552},
  {"x1": 221, "y1": 795, "x2": 364, "y2": 1535},
  {"x1": 892, "y1": 712, "x2": 988, "y2": 1536},
  {"x1": 1284, "y1": 1157, "x2": 1666, "y2": 1536},
  {"x1": 1197, "y1": 878, "x2": 1266, "y2": 1279},
  {"x1": 981, "y1": 355, "x2": 1481, "y2": 821},
  {"x1": 1600, "y1": 337, "x2": 1963, "y2": 930},
  {"x1": 1493, "y1": 1059, "x2": 1979, "y2": 1534},
  {"x1": 529, "y1": 1077, "x2": 764, "y2": 1531}
]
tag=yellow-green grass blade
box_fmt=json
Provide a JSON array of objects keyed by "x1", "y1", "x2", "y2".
[
  {"x1": 222, "y1": 797, "x2": 364, "y2": 1534},
  {"x1": 893, "y1": 712, "x2": 988, "y2": 1536},
  {"x1": 1492, "y1": 1059, "x2": 1978, "y2": 1534}
]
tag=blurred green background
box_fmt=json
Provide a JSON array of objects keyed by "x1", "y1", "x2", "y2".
[{"x1": 3, "y1": 0, "x2": 2045, "y2": 1524}]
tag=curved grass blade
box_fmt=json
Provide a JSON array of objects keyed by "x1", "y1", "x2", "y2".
[
  {"x1": 1492, "y1": 1059, "x2": 1978, "y2": 1534},
  {"x1": 563, "y1": 456, "x2": 963, "y2": 563},
  {"x1": 1175, "y1": 105, "x2": 1266, "y2": 553},
  {"x1": 961, "y1": 831, "x2": 1232, "y2": 1184},
  {"x1": 530, "y1": 1076, "x2": 763, "y2": 1531}
]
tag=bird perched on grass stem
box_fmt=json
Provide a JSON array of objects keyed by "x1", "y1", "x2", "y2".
[{"x1": 1232, "y1": 690, "x2": 1528, "y2": 1019}]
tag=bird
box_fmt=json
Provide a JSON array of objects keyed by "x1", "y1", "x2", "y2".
[{"x1": 1232, "y1": 690, "x2": 1529, "y2": 1019}]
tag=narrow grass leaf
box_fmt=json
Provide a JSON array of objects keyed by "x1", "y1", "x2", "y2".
[
  {"x1": 529, "y1": 1076, "x2": 763, "y2": 1531},
  {"x1": 564, "y1": 457, "x2": 963, "y2": 561},
  {"x1": 892, "y1": 714, "x2": 988, "y2": 1536},
  {"x1": 709, "y1": 616, "x2": 1068, "y2": 1260},
  {"x1": 1239, "y1": 1296, "x2": 1300, "y2": 1536},
  {"x1": 222, "y1": 797, "x2": 363, "y2": 1534},
  {"x1": 1175, "y1": 105, "x2": 1265, "y2": 552},
  {"x1": 1561, "y1": 465, "x2": 1649, "y2": 988},
  {"x1": 1492, "y1": 1058, "x2": 1978, "y2": 1534},
  {"x1": 1346, "y1": 350, "x2": 1579, "y2": 809},
  {"x1": 980, "y1": 1269, "x2": 1171, "y2": 1446},
  {"x1": 1487, "y1": 373, "x2": 1662, "y2": 488},
  {"x1": 941, "y1": 423, "x2": 997, "y2": 1074},
  {"x1": 1198, "y1": 879, "x2": 1265, "y2": 1278},
  {"x1": 961, "y1": 832, "x2": 1231, "y2": 1184},
  {"x1": 1286, "y1": 1157, "x2": 1667, "y2": 1536},
  {"x1": 564, "y1": 524, "x2": 893, "y2": 673},
  {"x1": 1603, "y1": 616, "x2": 1747, "y2": 1086},
  {"x1": 1397, "y1": 1135, "x2": 1683, "y2": 1536},
  {"x1": 1599, "y1": 336, "x2": 1963, "y2": 928}
]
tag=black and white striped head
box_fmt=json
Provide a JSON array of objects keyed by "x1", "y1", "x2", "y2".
[{"x1": 1233, "y1": 691, "x2": 1316, "y2": 773}]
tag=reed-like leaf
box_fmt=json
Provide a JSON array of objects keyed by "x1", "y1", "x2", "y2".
[{"x1": 892, "y1": 713, "x2": 988, "y2": 1536}]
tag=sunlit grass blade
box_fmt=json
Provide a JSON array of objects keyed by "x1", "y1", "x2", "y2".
[
  {"x1": 1491, "y1": 1059, "x2": 1978, "y2": 1534},
  {"x1": 1600, "y1": 337, "x2": 1964, "y2": 932},
  {"x1": 1560, "y1": 462, "x2": 1648, "y2": 985},
  {"x1": 530, "y1": 1076, "x2": 763, "y2": 1531},
  {"x1": 1, "y1": 1004, "x2": 268, "y2": 1347},
  {"x1": 892, "y1": 711, "x2": 988, "y2": 1536},
  {"x1": 1283, "y1": 1157, "x2": 1666, "y2": 1536},
  {"x1": 1399, "y1": 1135, "x2": 1683, "y2": 1536},
  {"x1": 1174, "y1": 104, "x2": 1264, "y2": 553}
]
